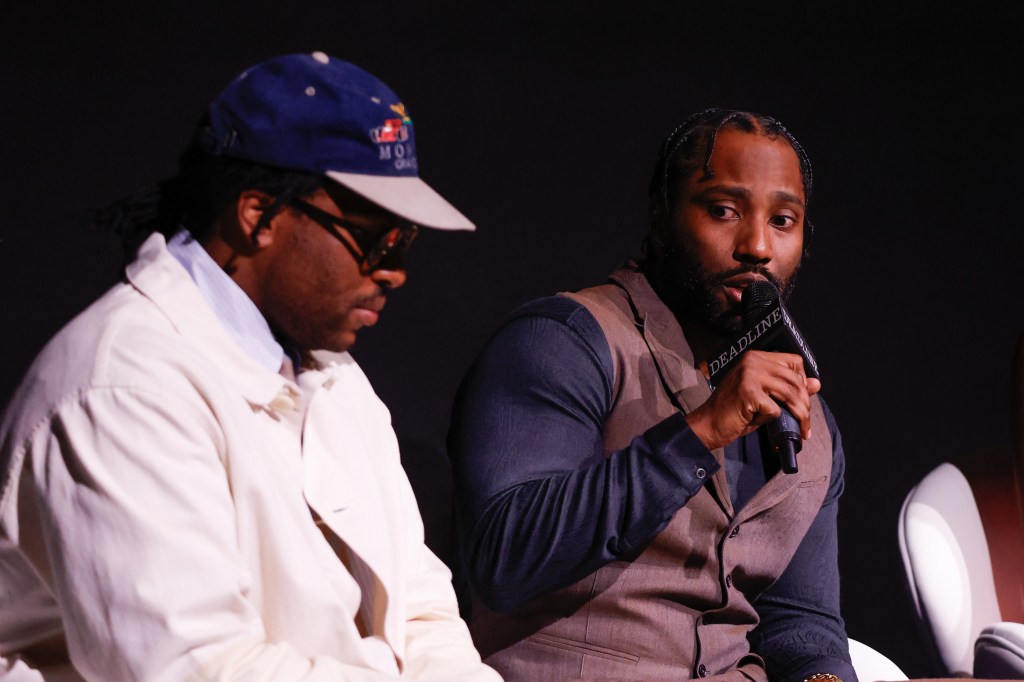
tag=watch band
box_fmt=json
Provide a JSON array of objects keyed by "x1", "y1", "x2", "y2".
[{"x1": 803, "y1": 674, "x2": 843, "y2": 682}]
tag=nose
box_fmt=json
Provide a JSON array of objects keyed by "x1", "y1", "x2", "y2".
[
  {"x1": 733, "y1": 217, "x2": 771, "y2": 266},
  {"x1": 371, "y1": 267, "x2": 406, "y2": 290}
]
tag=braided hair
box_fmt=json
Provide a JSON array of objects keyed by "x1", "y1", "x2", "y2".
[
  {"x1": 645, "y1": 108, "x2": 815, "y2": 259},
  {"x1": 85, "y1": 117, "x2": 324, "y2": 261}
]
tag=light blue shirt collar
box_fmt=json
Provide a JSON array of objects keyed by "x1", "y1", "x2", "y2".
[{"x1": 167, "y1": 230, "x2": 285, "y2": 373}]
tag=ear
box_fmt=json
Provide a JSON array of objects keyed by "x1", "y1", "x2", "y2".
[{"x1": 236, "y1": 189, "x2": 280, "y2": 249}]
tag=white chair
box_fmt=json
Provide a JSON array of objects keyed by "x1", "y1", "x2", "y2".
[
  {"x1": 848, "y1": 637, "x2": 908, "y2": 681},
  {"x1": 897, "y1": 462, "x2": 1024, "y2": 678}
]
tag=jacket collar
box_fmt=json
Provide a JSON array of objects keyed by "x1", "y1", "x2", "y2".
[
  {"x1": 166, "y1": 230, "x2": 285, "y2": 373},
  {"x1": 126, "y1": 233, "x2": 296, "y2": 407}
]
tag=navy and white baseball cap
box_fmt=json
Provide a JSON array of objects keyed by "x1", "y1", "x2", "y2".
[{"x1": 200, "y1": 51, "x2": 473, "y2": 231}]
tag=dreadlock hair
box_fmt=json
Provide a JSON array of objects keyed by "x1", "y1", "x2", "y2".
[
  {"x1": 84, "y1": 117, "x2": 324, "y2": 261},
  {"x1": 644, "y1": 108, "x2": 815, "y2": 261}
]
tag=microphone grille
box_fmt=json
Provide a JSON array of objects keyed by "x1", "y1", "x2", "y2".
[{"x1": 742, "y1": 279, "x2": 779, "y2": 314}]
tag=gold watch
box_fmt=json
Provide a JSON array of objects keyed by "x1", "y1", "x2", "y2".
[{"x1": 803, "y1": 674, "x2": 843, "y2": 682}]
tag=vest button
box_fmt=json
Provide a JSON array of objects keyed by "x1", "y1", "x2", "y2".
[
  {"x1": 725, "y1": 574, "x2": 733, "y2": 588},
  {"x1": 695, "y1": 466, "x2": 706, "y2": 479},
  {"x1": 697, "y1": 663, "x2": 708, "y2": 677}
]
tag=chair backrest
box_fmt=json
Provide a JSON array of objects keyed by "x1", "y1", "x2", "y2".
[{"x1": 897, "y1": 462, "x2": 1003, "y2": 676}]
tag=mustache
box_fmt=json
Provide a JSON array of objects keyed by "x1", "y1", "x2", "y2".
[
  {"x1": 708, "y1": 265, "x2": 784, "y2": 293},
  {"x1": 354, "y1": 288, "x2": 387, "y2": 312}
]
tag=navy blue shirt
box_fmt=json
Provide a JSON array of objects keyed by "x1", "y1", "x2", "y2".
[{"x1": 448, "y1": 295, "x2": 854, "y2": 682}]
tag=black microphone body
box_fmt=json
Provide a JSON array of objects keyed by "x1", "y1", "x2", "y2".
[
  {"x1": 767, "y1": 407, "x2": 801, "y2": 474},
  {"x1": 706, "y1": 280, "x2": 820, "y2": 475}
]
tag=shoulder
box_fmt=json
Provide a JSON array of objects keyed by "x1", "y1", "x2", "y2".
[
  {"x1": 506, "y1": 295, "x2": 604, "y2": 341},
  {"x1": 5, "y1": 283, "x2": 161, "y2": 406},
  {"x1": 1, "y1": 273, "x2": 231, "y2": 453},
  {"x1": 485, "y1": 295, "x2": 610, "y2": 368},
  {"x1": 457, "y1": 294, "x2": 615, "y2": 405}
]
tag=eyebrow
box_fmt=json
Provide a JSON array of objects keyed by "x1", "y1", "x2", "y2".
[{"x1": 692, "y1": 184, "x2": 805, "y2": 208}]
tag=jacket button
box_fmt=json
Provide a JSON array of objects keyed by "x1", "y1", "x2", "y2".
[
  {"x1": 729, "y1": 526, "x2": 740, "y2": 538},
  {"x1": 697, "y1": 663, "x2": 708, "y2": 677},
  {"x1": 270, "y1": 393, "x2": 296, "y2": 411},
  {"x1": 695, "y1": 467, "x2": 706, "y2": 479}
]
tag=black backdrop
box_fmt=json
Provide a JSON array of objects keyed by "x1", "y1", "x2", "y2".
[{"x1": 3, "y1": 2, "x2": 1023, "y2": 677}]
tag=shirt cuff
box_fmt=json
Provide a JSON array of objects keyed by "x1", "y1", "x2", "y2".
[{"x1": 643, "y1": 411, "x2": 720, "y2": 496}]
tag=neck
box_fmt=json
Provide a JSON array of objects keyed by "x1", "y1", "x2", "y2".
[{"x1": 202, "y1": 235, "x2": 264, "y2": 308}]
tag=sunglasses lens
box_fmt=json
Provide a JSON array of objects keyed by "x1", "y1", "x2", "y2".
[{"x1": 367, "y1": 226, "x2": 418, "y2": 271}]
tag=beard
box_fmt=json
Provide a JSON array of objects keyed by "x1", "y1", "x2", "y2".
[{"x1": 651, "y1": 245, "x2": 800, "y2": 339}]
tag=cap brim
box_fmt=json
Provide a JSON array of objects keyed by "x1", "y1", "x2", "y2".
[{"x1": 325, "y1": 171, "x2": 475, "y2": 231}]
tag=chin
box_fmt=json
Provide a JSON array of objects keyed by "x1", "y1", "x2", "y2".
[
  {"x1": 289, "y1": 328, "x2": 355, "y2": 355},
  {"x1": 306, "y1": 317, "x2": 358, "y2": 353},
  {"x1": 327, "y1": 330, "x2": 358, "y2": 353},
  {"x1": 316, "y1": 339, "x2": 353, "y2": 354}
]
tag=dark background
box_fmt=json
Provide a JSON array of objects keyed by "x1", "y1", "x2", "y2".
[{"x1": 3, "y1": 2, "x2": 1023, "y2": 678}]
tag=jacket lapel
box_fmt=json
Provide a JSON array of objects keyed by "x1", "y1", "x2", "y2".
[{"x1": 299, "y1": 355, "x2": 402, "y2": 649}]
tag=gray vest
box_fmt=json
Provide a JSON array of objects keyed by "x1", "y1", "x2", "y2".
[{"x1": 470, "y1": 267, "x2": 833, "y2": 681}]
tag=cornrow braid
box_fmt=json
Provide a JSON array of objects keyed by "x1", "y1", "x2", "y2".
[
  {"x1": 646, "y1": 108, "x2": 816, "y2": 256},
  {"x1": 653, "y1": 109, "x2": 712, "y2": 217}
]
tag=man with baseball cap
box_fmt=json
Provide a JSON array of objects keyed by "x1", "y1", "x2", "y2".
[{"x1": 0, "y1": 52, "x2": 500, "y2": 681}]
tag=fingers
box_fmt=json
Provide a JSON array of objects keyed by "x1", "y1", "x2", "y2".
[
  {"x1": 755, "y1": 351, "x2": 815, "y2": 439},
  {"x1": 772, "y1": 357, "x2": 820, "y2": 438},
  {"x1": 688, "y1": 350, "x2": 818, "y2": 450}
]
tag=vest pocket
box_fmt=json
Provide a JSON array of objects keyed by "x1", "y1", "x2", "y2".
[{"x1": 526, "y1": 633, "x2": 640, "y2": 665}]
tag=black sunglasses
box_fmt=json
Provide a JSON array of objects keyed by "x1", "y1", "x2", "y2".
[{"x1": 290, "y1": 198, "x2": 419, "y2": 274}]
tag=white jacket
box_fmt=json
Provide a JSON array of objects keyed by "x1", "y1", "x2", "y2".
[{"x1": 0, "y1": 234, "x2": 500, "y2": 682}]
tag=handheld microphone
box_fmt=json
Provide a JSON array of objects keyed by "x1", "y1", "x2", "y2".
[{"x1": 707, "y1": 280, "x2": 820, "y2": 474}]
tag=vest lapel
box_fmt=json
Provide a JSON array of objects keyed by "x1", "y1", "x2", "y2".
[
  {"x1": 609, "y1": 267, "x2": 734, "y2": 518},
  {"x1": 734, "y1": 399, "x2": 830, "y2": 523}
]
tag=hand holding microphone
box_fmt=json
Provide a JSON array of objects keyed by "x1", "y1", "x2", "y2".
[{"x1": 686, "y1": 280, "x2": 821, "y2": 474}]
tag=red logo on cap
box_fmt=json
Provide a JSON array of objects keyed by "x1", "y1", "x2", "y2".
[{"x1": 370, "y1": 118, "x2": 409, "y2": 143}]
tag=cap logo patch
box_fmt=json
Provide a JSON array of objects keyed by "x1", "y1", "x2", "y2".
[{"x1": 370, "y1": 118, "x2": 410, "y2": 143}]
